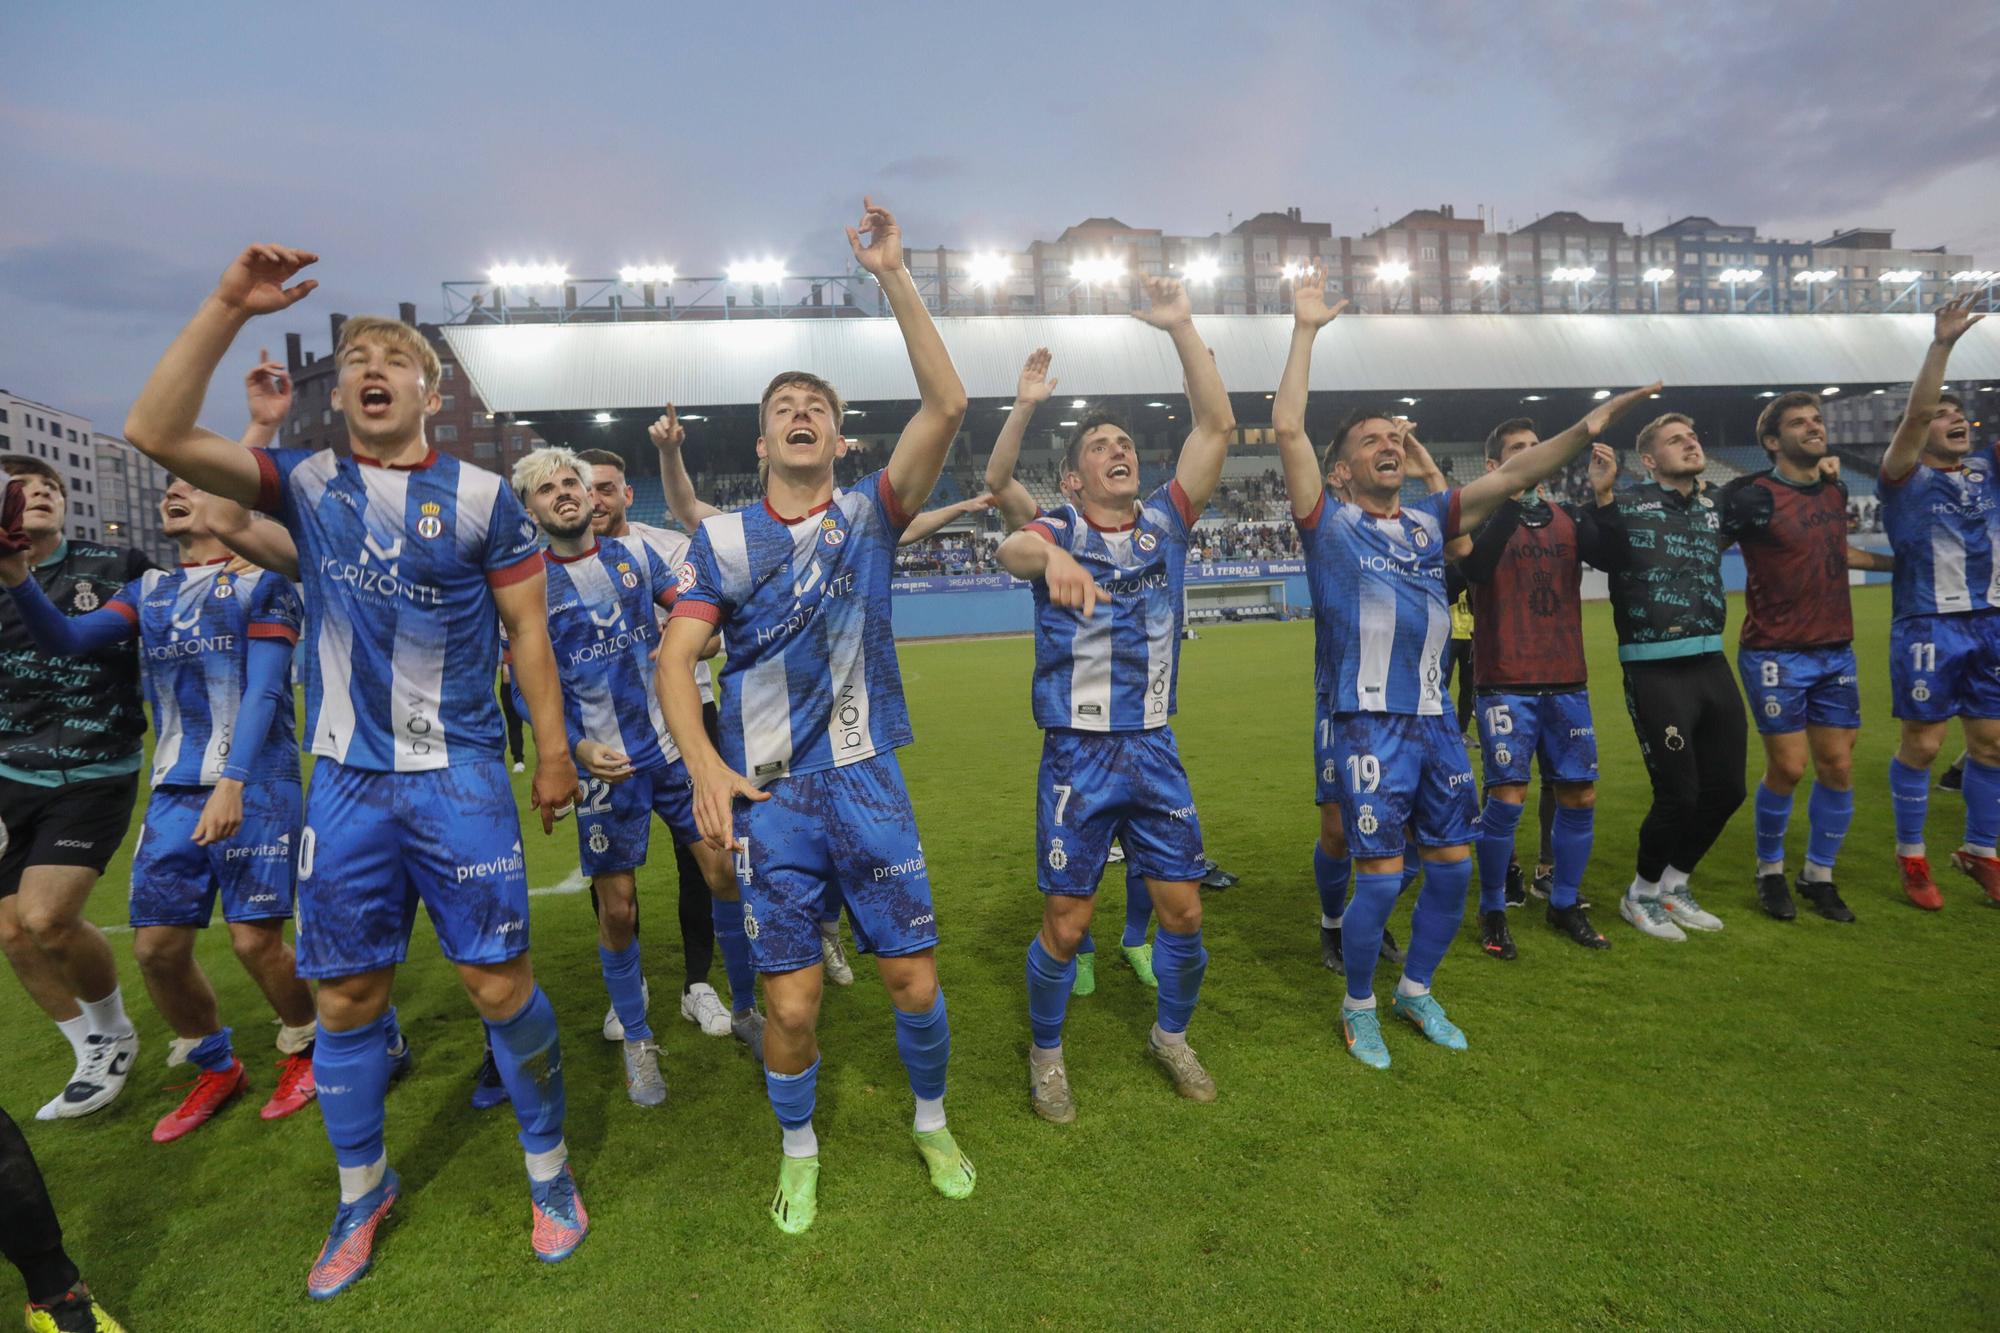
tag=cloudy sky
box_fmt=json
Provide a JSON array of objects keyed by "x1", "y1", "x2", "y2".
[{"x1": 4, "y1": 0, "x2": 1995, "y2": 432}]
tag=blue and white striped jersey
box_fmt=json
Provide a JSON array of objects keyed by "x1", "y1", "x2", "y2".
[
  {"x1": 545, "y1": 535, "x2": 679, "y2": 772},
  {"x1": 1880, "y1": 449, "x2": 2000, "y2": 620},
  {"x1": 107, "y1": 561, "x2": 301, "y2": 787},
  {"x1": 671, "y1": 470, "x2": 912, "y2": 787},
  {"x1": 1298, "y1": 488, "x2": 1463, "y2": 716},
  {"x1": 254, "y1": 446, "x2": 544, "y2": 771},
  {"x1": 626, "y1": 521, "x2": 714, "y2": 706},
  {"x1": 1022, "y1": 481, "x2": 1197, "y2": 732}
]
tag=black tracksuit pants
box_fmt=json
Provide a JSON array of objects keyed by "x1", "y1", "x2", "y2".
[
  {"x1": 1, "y1": 1102, "x2": 78, "y2": 1305},
  {"x1": 1621, "y1": 653, "x2": 1747, "y2": 883}
]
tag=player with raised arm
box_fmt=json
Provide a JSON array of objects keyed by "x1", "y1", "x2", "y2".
[
  {"x1": 1875, "y1": 295, "x2": 1995, "y2": 909},
  {"x1": 1001, "y1": 277, "x2": 1235, "y2": 1123},
  {"x1": 572, "y1": 447, "x2": 763, "y2": 1045},
  {"x1": 122, "y1": 246, "x2": 586, "y2": 1297},
  {"x1": 1724, "y1": 396, "x2": 1895, "y2": 921},
  {"x1": 0, "y1": 459, "x2": 149, "y2": 1122},
  {"x1": 656, "y1": 198, "x2": 973, "y2": 1235},
  {"x1": 1593, "y1": 412, "x2": 1745, "y2": 941},
  {"x1": 1275, "y1": 271, "x2": 1657, "y2": 1067},
  {"x1": 1458, "y1": 419, "x2": 1624, "y2": 957},
  {"x1": 0, "y1": 474, "x2": 323, "y2": 1140}
]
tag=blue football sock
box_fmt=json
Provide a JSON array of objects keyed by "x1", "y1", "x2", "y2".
[
  {"x1": 1889, "y1": 757, "x2": 1931, "y2": 848},
  {"x1": 1401, "y1": 857, "x2": 1421, "y2": 894},
  {"x1": 1340, "y1": 871, "x2": 1403, "y2": 1003},
  {"x1": 382, "y1": 1005, "x2": 405, "y2": 1055},
  {"x1": 1151, "y1": 926, "x2": 1208, "y2": 1035},
  {"x1": 1805, "y1": 783, "x2": 1854, "y2": 870},
  {"x1": 1962, "y1": 759, "x2": 2000, "y2": 849},
  {"x1": 1753, "y1": 781, "x2": 1793, "y2": 866},
  {"x1": 597, "y1": 940, "x2": 652, "y2": 1042},
  {"x1": 1312, "y1": 842, "x2": 1351, "y2": 922},
  {"x1": 1475, "y1": 797, "x2": 1524, "y2": 914},
  {"x1": 485, "y1": 987, "x2": 566, "y2": 1155},
  {"x1": 711, "y1": 897, "x2": 758, "y2": 1014},
  {"x1": 765, "y1": 1056, "x2": 819, "y2": 1129},
  {"x1": 187, "y1": 1026, "x2": 234, "y2": 1073},
  {"x1": 893, "y1": 991, "x2": 949, "y2": 1101},
  {"x1": 1403, "y1": 856, "x2": 1473, "y2": 989},
  {"x1": 1025, "y1": 936, "x2": 1074, "y2": 1048},
  {"x1": 1550, "y1": 805, "x2": 1594, "y2": 909},
  {"x1": 1122, "y1": 869, "x2": 1154, "y2": 948},
  {"x1": 314, "y1": 1014, "x2": 392, "y2": 1169}
]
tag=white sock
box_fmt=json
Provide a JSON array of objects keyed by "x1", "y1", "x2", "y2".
[
  {"x1": 524, "y1": 1141, "x2": 569, "y2": 1183},
  {"x1": 1896, "y1": 842, "x2": 1927, "y2": 859},
  {"x1": 1963, "y1": 843, "x2": 1997, "y2": 860},
  {"x1": 1395, "y1": 975, "x2": 1430, "y2": 998},
  {"x1": 1320, "y1": 913, "x2": 1342, "y2": 930},
  {"x1": 1150, "y1": 1022, "x2": 1187, "y2": 1047},
  {"x1": 55, "y1": 1014, "x2": 90, "y2": 1061},
  {"x1": 781, "y1": 1123, "x2": 818, "y2": 1159},
  {"x1": 1756, "y1": 860, "x2": 1784, "y2": 879},
  {"x1": 79, "y1": 986, "x2": 134, "y2": 1039},
  {"x1": 1028, "y1": 1042, "x2": 1063, "y2": 1067},
  {"x1": 912, "y1": 1095, "x2": 946, "y2": 1134},
  {"x1": 338, "y1": 1154, "x2": 387, "y2": 1204},
  {"x1": 1342, "y1": 994, "x2": 1377, "y2": 1013},
  {"x1": 276, "y1": 1022, "x2": 317, "y2": 1055},
  {"x1": 1628, "y1": 875, "x2": 1661, "y2": 901},
  {"x1": 1801, "y1": 861, "x2": 1833, "y2": 884},
  {"x1": 1660, "y1": 865, "x2": 1691, "y2": 894}
]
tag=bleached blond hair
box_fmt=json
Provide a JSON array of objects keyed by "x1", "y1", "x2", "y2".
[{"x1": 511, "y1": 445, "x2": 590, "y2": 501}]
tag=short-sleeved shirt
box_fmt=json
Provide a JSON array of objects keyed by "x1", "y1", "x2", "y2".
[
  {"x1": 1879, "y1": 448, "x2": 2000, "y2": 621},
  {"x1": 254, "y1": 446, "x2": 543, "y2": 771},
  {"x1": 1022, "y1": 481, "x2": 1198, "y2": 732},
  {"x1": 670, "y1": 470, "x2": 912, "y2": 787},
  {"x1": 107, "y1": 561, "x2": 301, "y2": 787},
  {"x1": 1297, "y1": 488, "x2": 1463, "y2": 716},
  {"x1": 1720, "y1": 468, "x2": 1854, "y2": 649},
  {"x1": 544, "y1": 535, "x2": 680, "y2": 772},
  {"x1": 626, "y1": 521, "x2": 715, "y2": 706}
]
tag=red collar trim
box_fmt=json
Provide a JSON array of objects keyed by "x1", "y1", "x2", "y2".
[
  {"x1": 178, "y1": 556, "x2": 232, "y2": 569},
  {"x1": 546, "y1": 541, "x2": 600, "y2": 565},
  {"x1": 1082, "y1": 506, "x2": 1140, "y2": 533},
  {"x1": 354, "y1": 447, "x2": 439, "y2": 471},
  {"x1": 765, "y1": 495, "x2": 835, "y2": 525}
]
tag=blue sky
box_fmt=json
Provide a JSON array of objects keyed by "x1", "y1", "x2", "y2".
[{"x1": 3, "y1": 0, "x2": 1995, "y2": 431}]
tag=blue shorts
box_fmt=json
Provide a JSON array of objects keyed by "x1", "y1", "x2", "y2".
[
  {"x1": 1890, "y1": 612, "x2": 2000, "y2": 722},
  {"x1": 732, "y1": 752, "x2": 936, "y2": 973},
  {"x1": 576, "y1": 760, "x2": 697, "y2": 877},
  {"x1": 1325, "y1": 712, "x2": 1479, "y2": 859},
  {"x1": 129, "y1": 780, "x2": 302, "y2": 928},
  {"x1": 293, "y1": 759, "x2": 530, "y2": 980},
  {"x1": 1314, "y1": 696, "x2": 1345, "y2": 805},
  {"x1": 1037, "y1": 727, "x2": 1206, "y2": 895},
  {"x1": 1474, "y1": 690, "x2": 1599, "y2": 787},
  {"x1": 1738, "y1": 645, "x2": 1861, "y2": 734}
]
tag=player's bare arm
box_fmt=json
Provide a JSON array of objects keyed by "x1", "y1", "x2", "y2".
[
  {"x1": 983, "y1": 348, "x2": 1058, "y2": 530},
  {"x1": 655, "y1": 616, "x2": 765, "y2": 851},
  {"x1": 997, "y1": 529, "x2": 1109, "y2": 617},
  {"x1": 857, "y1": 198, "x2": 970, "y2": 517},
  {"x1": 494, "y1": 571, "x2": 581, "y2": 833},
  {"x1": 898, "y1": 493, "x2": 995, "y2": 546},
  {"x1": 649, "y1": 405, "x2": 724, "y2": 529},
  {"x1": 1461, "y1": 382, "x2": 1662, "y2": 529},
  {"x1": 125, "y1": 245, "x2": 320, "y2": 504},
  {"x1": 1274, "y1": 271, "x2": 1346, "y2": 520},
  {"x1": 1882, "y1": 294, "x2": 1985, "y2": 482},
  {"x1": 192, "y1": 352, "x2": 304, "y2": 577},
  {"x1": 1846, "y1": 544, "x2": 1894, "y2": 572},
  {"x1": 1137, "y1": 276, "x2": 1235, "y2": 513}
]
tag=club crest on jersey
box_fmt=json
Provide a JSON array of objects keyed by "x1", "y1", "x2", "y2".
[
  {"x1": 820, "y1": 515, "x2": 845, "y2": 547},
  {"x1": 674, "y1": 561, "x2": 697, "y2": 594},
  {"x1": 70, "y1": 581, "x2": 99, "y2": 612},
  {"x1": 1137, "y1": 530, "x2": 1158, "y2": 553},
  {"x1": 617, "y1": 562, "x2": 639, "y2": 589},
  {"x1": 416, "y1": 501, "x2": 444, "y2": 540},
  {"x1": 212, "y1": 577, "x2": 234, "y2": 598},
  {"x1": 1412, "y1": 527, "x2": 1430, "y2": 548},
  {"x1": 1355, "y1": 805, "x2": 1379, "y2": 837},
  {"x1": 587, "y1": 824, "x2": 609, "y2": 855},
  {"x1": 1046, "y1": 837, "x2": 1069, "y2": 872}
]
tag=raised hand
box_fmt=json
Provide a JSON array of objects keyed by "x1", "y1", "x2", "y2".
[
  {"x1": 1584, "y1": 381, "x2": 1664, "y2": 438},
  {"x1": 1294, "y1": 271, "x2": 1349, "y2": 330},
  {"x1": 213, "y1": 245, "x2": 319, "y2": 315},
  {"x1": 1396, "y1": 420, "x2": 1438, "y2": 479},
  {"x1": 648, "y1": 404, "x2": 685, "y2": 452},
  {"x1": 1131, "y1": 275, "x2": 1193, "y2": 330},
  {"x1": 1935, "y1": 293, "x2": 1985, "y2": 346},
  {"x1": 1016, "y1": 347, "x2": 1058, "y2": 406},
  {"x1": 245, "y1": 347, "x2": 292, "y2": 427},
  {"x1": 1587, "y1": 441, "x2": 1620, "y2": 496},
  {"x1": 846, "y1": 196, "x2": 903, "y2": 277},
  {"x1": 1818, "y1": 455, "x2": 1843, "y2": 481}
]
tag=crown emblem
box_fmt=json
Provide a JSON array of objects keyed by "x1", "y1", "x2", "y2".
[{"x1": 420, "y1": 501, "x2": 442, "y2": 516}]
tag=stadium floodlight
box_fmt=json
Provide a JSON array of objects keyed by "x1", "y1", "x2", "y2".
[
  {"x1": 1398, "y1": 396, "x2": 1420, "y2": 406},
  {"x1": 1467, "y1": 264, "x2": 1502, "y2": 283},
  {"x1": 1058, "y1": 420, "x2": 1079, "y2": 427},
  {"x1": 965, "y1": 252, "x2": 1012, "y2": 287},
  {"x1": 1592, "y1": 389, "x2": 1612, "y2": 401},
  {"x1": 1548, "y1": 266, "x2": 1597, "y2": 283},
  {"x1": 1757, "y1": 391, "x2": 1777, "y2": 398},
  {"x1": 1952, "y1": 269, "x2": 1998, "y2": 283},
  {"x1": 593, "y1": 411, "x2": 614, "y2": 423},
  {"x1": 1279, "y1": 261, "x2": 1305, "y2": 282},
  {"x1": 1181, "y1": 255, "x2": 1222, "y2": 284},
  {"x1": 1145, "y1": 400, "x2": 1168, "y2": 408},
  {"x1": 679, "y1": 413, "x2": 705, "y2": 421},
  {"x1": 488, "y1": 262, "x2": 570, "y2": 288},
  {"x1": 1717, "y1": 268, "x2": 1763, "y2": 285},
  {"x1": 727, "y1": 259, "x2": 788, "y2": 286},
  {"x1": 1070, "y1": 257, "x2": 1126, "y2": 285},
  {"x1": 1642, "y1": 267, "x2": 1676, "y2": 284},
  {"x1": 1521, "y1": 394, "x2": 1546, "y2": 402},
  {"x1": 618, "y1": 264, "x2": 676, "y2": 285},
  {"x1": 1376, "y1": 260, "x2": 1412, "y2": 284},
  {"x1": 1821, "y1": 386, "x2": 1842, "y2": 397},
  {"x1": 1879, "y1": 269, "x2": 1922, "y2": 284},
  {"x1": 1794, "y1": 269, "x2": 1838, "y2": 284},
  {"x1": 1070, "y1": 399, "x2": 1088, "y2": 409}
]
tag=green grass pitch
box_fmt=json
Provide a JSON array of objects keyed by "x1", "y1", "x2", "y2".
[{"x1": 2, "y1": 585, "x2": 1995, "y2": 1330}]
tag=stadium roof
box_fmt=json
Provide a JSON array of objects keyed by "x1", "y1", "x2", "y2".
[{"x1": 443, "y1": 313, "x2": 2000, "y2": 414}]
